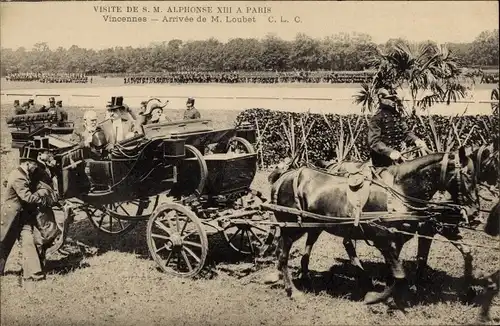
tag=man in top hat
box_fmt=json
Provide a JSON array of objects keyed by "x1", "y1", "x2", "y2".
[
  {"x1": 97, "y1": 96, "x2": 137, "y2": 153},
  {"x1": 367, "y1": 88, "x2": 427, "y2": 167},
  {"x1": 13, "y1": 99, "x2": 25, "y2": 115},
  {"x1": 140, "y1": 99, "x2": 169, "y2": 125},
  {"x1": 0, "y1": 146, "x2": 51, "y2": 280},
  {"x1": 183, "y1": 97, "x2": 201, "y2": 120}
]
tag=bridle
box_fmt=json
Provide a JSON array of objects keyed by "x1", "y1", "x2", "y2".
[{"x1": 438, "y1": 151, "x2": 479, "y2": 224}]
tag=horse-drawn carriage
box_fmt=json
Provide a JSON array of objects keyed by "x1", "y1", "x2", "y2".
[
  {"x1": 7, "y1": 111, "x2": 278, "y2": 277},
  {"x1": 6, "y1": 106, "x2": 499, "y2": 316}
]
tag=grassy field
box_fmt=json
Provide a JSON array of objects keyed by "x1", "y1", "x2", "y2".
[{"x1": 0, "y1": 104, "x2": 499, "y2": 326}]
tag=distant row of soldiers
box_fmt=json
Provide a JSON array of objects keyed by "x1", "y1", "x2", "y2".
[
  {"x1": 123, "y1": 71, "x2": 375, "y2": 84},
  {"x1": 6, "y1": 73, "x2": 89, "y2": 83}
]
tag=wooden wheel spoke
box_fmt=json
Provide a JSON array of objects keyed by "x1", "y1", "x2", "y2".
[
  {"x1": 180, "y1": 218, "x2": 189, "y2": 235},
  {"x1": 155, "y1": 244, "x2": 169, "y2": 254},
  {"x1": 117, "y1": 204, "x2": 131, "y2": 216},
  {"x1": 97, "y1": 214, "x2": 106, "y2": 228},
  {"x1": 181, "y1": 250, "x2": 193, "y2": 272},
  {"x1": 154, "y1": 220, "x2": 172, "y2": 235},
  {"x1": 246, "y1": 230, "x2": 255, "y2": 253},
  {"x1": 183, "y1": 240, "x2": 202, "y2": 248},
  {"x1": 250, "y1": 225, "x2": 269, "y2": 233},
  {"x1": 228, "y1": 228, "x2": 241, "y2": 243},
  {"x1": 164, "y1": 250, "x2": 174, "y2": 266},
  {"x1": 249, "y1": 228, "x2": 265, "y2": 245},
  {"x1": 151, "y1": 233, "x2": 171, "y2": 241},
  {"x1": 183, "y1": 246, "x2": 201, "y2": 263}
]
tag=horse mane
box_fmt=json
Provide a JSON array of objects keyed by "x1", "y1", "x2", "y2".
[{"x1": 387, "y1": 153, "x2": 447, "y2": 181}]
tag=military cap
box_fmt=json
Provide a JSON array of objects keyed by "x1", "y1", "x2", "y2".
[
  {"x1": 14, "y1": 100, "x2": 20, "y2": 105},
  {"x1": 186, "y1": 97, "x2": 195, "y2": 106},
  {"x1": 49, "y1": 97, "x2": 56, "y2": 102},
  {"x1": 28, "y1": 98, "x2": 35, "y2": 104},
  {"x1": 377, "y1": 88, "x2": 397, "y2": 99}
]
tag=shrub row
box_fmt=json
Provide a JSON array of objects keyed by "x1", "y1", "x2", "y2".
[{"x1": 235, "y1": 108, "x2": 498, "y2": 166}]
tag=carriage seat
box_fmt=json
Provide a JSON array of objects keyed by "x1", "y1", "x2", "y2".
[{"x1": 84, "y1": 159, "x2": 113, "y2": 191}]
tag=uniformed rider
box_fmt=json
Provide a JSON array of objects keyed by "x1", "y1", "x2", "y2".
[
  {"x1": 367, "y1": 88, "x2": 427, "y2": 167},
  {"x1": 183, "y1": 97, "x2": 201, "y2": 120}
]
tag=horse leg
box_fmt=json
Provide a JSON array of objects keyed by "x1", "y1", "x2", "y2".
[
  {"x1": 446, "y1": 233, "x2": 474, "y2": 302},
  {"x1": 300, "y1": 230, "x2": 320, "y2": 281},
  {"x1": 478, "y1": 270, "x2": 499, "y2": 323},
  {"x1": 278, "y1": 232, "x2": 302, "y2": 300},
  {"x1": 343, "y1": 238, "x2": 373, "y2": 290},
  {"x1": 365, "y1": 241, "x2": 407, "y2": 311}
]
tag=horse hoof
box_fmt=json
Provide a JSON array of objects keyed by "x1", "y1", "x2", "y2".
[
  {"x1": 262, "y1": 271, "x2": 281, "y2": 284},
  {"x1": 364, "y1": 291, "x2": 386, "y2": 305},
  {"x1": 290, "y1": 291, "x2": 305, "y2": 301}
]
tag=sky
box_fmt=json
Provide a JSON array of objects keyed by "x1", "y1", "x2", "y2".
[{"x1": 1, "y1": 1, "x2": 498, "y2": 50}]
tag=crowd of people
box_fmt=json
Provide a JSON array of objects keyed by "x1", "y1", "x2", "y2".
[
  {"x1": 6, "y1": 72, "x2": 90, "y2": 83},
  {"x1": 122, "y1": 71, "x2": 375, "y2": 84}
]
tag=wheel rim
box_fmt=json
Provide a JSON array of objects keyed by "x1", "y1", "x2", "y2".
[
  {"x1": 85, "y1": 196, "x2": 159, "y2": 235},
  {"x1": 227, "y1": 136, "x2": 255, "y2": 154},
  {"x1": 147, "y1": 203, "x2": 208, "y2": 277},
  {"x1": 183, "y1": 145, "x2": 208, "y2": 197}
]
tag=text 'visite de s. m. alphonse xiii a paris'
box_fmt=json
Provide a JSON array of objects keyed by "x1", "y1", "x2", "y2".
[{"x1": 95, "y1": 5, "x2": 301, "y2": 24}]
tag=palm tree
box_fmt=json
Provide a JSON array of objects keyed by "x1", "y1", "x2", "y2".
[{"x1": 353, "y1": 42, "x2": 470, "y2": 115}]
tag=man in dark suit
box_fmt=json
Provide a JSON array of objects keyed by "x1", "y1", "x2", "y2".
[
  {"x1": 0, "y1": 147, "x2": 47, "y2": 280},
  {"x1": 97, "y1": 96, "x2": 137, "y2": 153},
  {"x1": 13, "y1": 100, "x2": 25, "y2": 115}
]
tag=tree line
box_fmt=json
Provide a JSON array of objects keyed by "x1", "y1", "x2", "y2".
[{"x1": 1, "y1": 30, "x2": 498, "y2": 76}]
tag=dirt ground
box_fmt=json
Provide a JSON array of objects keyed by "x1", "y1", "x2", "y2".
[{"x1": 0, "y1": 103, "x2": 499, "y2": 326}]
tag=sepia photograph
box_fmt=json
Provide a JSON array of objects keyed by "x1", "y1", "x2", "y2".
[{"x1": 0, "y1": 1, "x2": 499, "y2": 325}]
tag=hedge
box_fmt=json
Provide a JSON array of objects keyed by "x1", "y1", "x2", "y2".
[{"x1": 235, "y1": 108, "x2": 498, "y2": 166}]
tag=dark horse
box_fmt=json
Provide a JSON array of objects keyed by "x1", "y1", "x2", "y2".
[
  {"x1": 268, "y1": 148, "x2": 477, "y2": 308},
  {"x1": 292, "y1": 144, "x2": 497, "y2": 297}
]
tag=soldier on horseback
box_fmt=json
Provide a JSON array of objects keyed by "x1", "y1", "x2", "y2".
[{"x1": 368, "y1": 88, "x2": 427, "y2": 167}]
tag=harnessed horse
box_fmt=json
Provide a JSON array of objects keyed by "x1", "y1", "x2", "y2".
[
  {"x1": 268, "y1": 147, "x2": 478, "y2": 308},
  {"x1": 287, "y1": 143, "x2": 497, "y2": 297}
]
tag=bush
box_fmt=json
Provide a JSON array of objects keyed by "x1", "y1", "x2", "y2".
[{"x1": 236, "y1": 108, "x2": 497, "y2": 167}]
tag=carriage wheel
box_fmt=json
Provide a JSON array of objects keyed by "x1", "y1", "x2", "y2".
[
  {"x1": 222, "y1": 193, "x2": 279, "y2": 256},
  {"x1": 227, "y1": 136, "x2": 255, "y2": 154},
  {"x1": 85, "y1": 196, "x2": 159, "y2": 235},
  {"x1": 147, "y1": 203, "x2": 208, "y2": 278},
  {"x1": 184, "y1": 144, "x2": 208, "y2": 197}
]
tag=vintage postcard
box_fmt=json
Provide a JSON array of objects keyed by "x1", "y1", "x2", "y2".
[{"x1": 1, "y1": 1, "x2": 499, "y2": 325}]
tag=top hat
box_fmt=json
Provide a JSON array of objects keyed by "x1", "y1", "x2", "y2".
[
  {"x1": 107, "y1": 96, "x2": 124, "y2": 110},
  {"x1": 19, "y1": 146, "x2": 40, "y2": 163}
]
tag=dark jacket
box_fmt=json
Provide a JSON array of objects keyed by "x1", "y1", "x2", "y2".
[
  {"x1": 367, "y1": 104, "x2": 419, "y2": 167},
  {"x1": 1, "y1": 167, "x2": 42, "y2": 243},
  {"x1": 183, "y1": 107, "x2": 201, "y2": 120}
]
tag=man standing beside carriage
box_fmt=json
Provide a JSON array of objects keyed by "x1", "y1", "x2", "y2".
[{"x1": 0, "y1": 145, "x2": 62, "y2": 281}]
